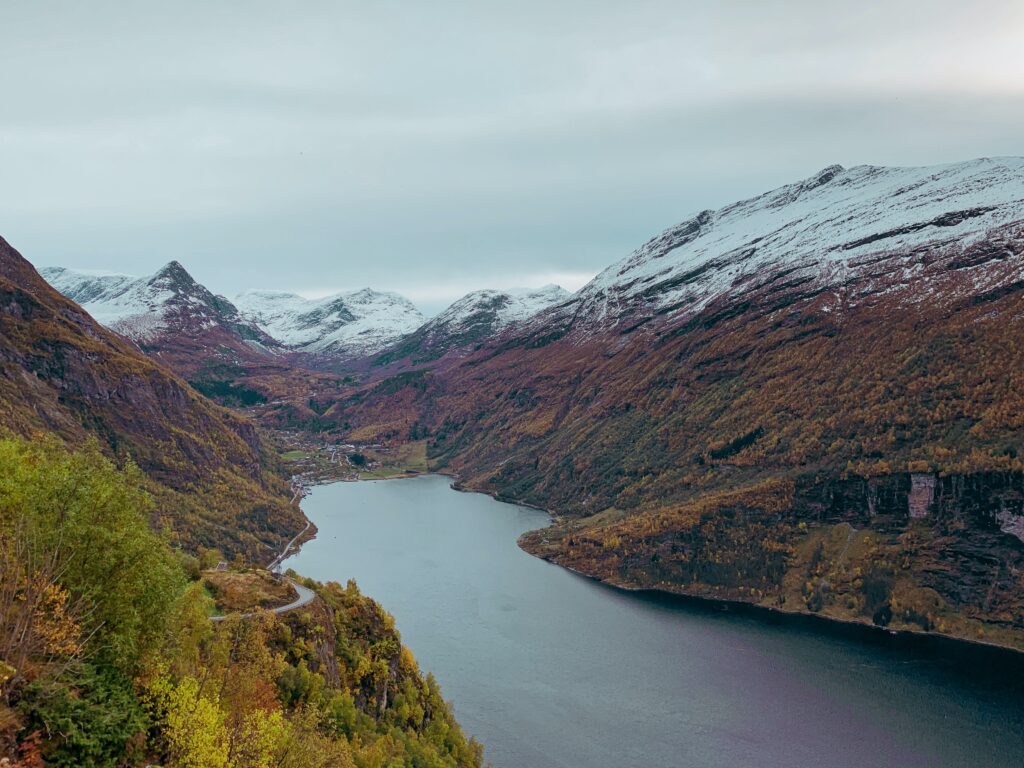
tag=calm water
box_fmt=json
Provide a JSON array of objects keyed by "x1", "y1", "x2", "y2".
[{"x1": 284, "y1": 475, "x2": 1024, "y2": 768}]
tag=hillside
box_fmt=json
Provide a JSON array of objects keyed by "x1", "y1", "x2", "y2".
[
  {"x1": 332, "y1": 157, "x2": 1024, "y2": 648},
  {"x1": 0, "y1": 436, "x2": 483, "y2": 767},
  {"x1": 0, "y1": 236, "x2": 303, "y2": 559}
]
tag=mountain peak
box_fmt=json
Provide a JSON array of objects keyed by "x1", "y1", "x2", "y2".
[
  {"x1": 152, "y1": 260, "x2": 196, "y2": 288},
  {"x1": 808, "y1": 164, "x2": 845, "y2": 188},
  {"x1": 40, "y1": 260, "x2": 276, "y2": 361}
]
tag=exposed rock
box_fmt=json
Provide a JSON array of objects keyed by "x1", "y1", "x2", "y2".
[{"x1": 909, "y1": 474, "x2": 937, "y2": 518}]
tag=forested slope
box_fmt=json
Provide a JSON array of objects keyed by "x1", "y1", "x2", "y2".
[
  {"x1": 0, "y1": 235, "x2": 302, "y2": 559},
  {"x1": 0, "y1": 437, "x2": 483, "y2": 767}
]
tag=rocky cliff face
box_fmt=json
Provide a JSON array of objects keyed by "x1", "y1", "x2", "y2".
[
  {"x1": 1, "y1": 237, "x2": 302, "y2": 558},
  {"x1": 519, "y1": 469, "x2": 1024, "y2": 644}
]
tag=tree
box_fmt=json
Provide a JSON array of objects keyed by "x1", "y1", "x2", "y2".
[{"x1": 0, "y1": 437, "x2": 183, "y2": 684}]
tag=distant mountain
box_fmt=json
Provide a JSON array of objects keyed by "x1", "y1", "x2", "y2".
[
  {"x1": 374, "y1": 285, "x2": 572, "y2": 367},
  {"x1": 18, "y1": 156, "x2": 1024, "y2": 649},
  {"x1": 42, "y1": 262, "x2": 280, "y2": 378},
  {"x1": 334, "y1": 157, "x2": 1024, "y2": 649},
  {"x1": 1, "y1": 237, "x2": 302, "y2": 558},
  {"x1": 234, "y1": 288, "x2": 424, "y2": 359},
  {"x1": 41, "y1": 262, "x2": 571, "y2": 373}
]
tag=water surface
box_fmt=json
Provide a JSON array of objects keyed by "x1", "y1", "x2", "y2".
[{"x1": 285, "y1": 475, "x2": 1024, "y2": 768}]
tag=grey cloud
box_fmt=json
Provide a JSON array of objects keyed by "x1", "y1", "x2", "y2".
[{"x1": 2, "y1": 1, "x2": 1022, "y2": 313}]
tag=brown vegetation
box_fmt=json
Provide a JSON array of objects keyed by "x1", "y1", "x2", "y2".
[
  {"x1": 0, "y1": 236, "x2": 303, "y2": 559},
  {"x1": 202, "y1": 570, "x2": 296, "y2": 613}
]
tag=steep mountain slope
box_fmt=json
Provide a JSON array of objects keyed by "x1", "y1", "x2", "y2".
[
  {"x1": 234, "y1": 287, "x2": 424, "y2": 360},
  {"x1": 334, "y1": 157, "x2": 1024, "y2": 648},
  {"x1": 1, "y1": 237, "x2": 303, "y2": 558},
  {"x1": 42, "y1": 262, "x2": 281, "y2": 378},
  {"x1": 374, "y1": 285, "x2": 572, "y2": 367}
]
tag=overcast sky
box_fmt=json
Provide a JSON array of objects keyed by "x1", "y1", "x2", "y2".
[{"x1": 2, "y1": 1, "x2": 1023, "y2": 313}]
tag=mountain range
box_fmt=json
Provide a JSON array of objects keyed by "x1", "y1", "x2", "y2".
[
  {"x1": 372, "y1": 285, "x2": 572, "y2": 369},
  {"x1": 24, "y1": 155, "x2": 1024, "y2": 649},
  {"x1": 42, "y1": 264, "x2": 573, "y2": 375},
  {"x1": 233, "y1": 288, "x2": 424, "y2": 359}
]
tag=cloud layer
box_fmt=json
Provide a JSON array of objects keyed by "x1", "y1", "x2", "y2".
[{"x1": 2, "y1": 1, "x2": 1023, "y2": 312}]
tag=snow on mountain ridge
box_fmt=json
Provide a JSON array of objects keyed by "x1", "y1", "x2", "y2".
[
  {"x1": 42, "y1": 157, "x2": 1024, "y2": 360},
  {"x1": 575, "y1": 156, "x2": 1024, "y2": 327},
  {"x1": 42, "y1": 264, "x2": 424, "y2": 359},
  {"x1": 233, "y1": 288, "x2": 425, "y2": 357},
  {"x1": 369, "y1": 284, "x2": 574, "y2": 366},
  {"x1": 430, "y1": 285, "x2": 572, "y2": 332},
  {"x1": 42, "y1": 265, "x2": 184, "y2": 342},
  {"x1": 41, "y1": 261, "x2": 286, "y2": 363}
]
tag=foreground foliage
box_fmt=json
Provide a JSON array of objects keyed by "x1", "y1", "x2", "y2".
[{"x1": 0, "y1": 437, "x2": 483, "y2": 767}]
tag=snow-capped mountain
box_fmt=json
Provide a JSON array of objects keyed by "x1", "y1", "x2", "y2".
[
  {"x1": 233, "y1": 288, "x2": 424, "y2": 358},
  {"x1": 567, "y1": 157, "x2": 1024, "y2": 331},
  {"x1": 42, "y1": 262, "x2": 425, "y2": 368},
  {"x1": 42, "y1": 262, "x2": 276, "y2": 354},
  {"x1": 431, "y1": 285, "x2": 572, "y2": 336},
  {"x1": 374, "y1": 285, "x2": 572, "y2": 366}
]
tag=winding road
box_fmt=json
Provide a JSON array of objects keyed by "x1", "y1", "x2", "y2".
[
  {"x1": 210, "y1": 579, "x2": 315, "y2": 622},
  {"x1": 268, "y1": 518, "x2": 313, "y2": 573},
  {"x1": 211, "y1": 514, "x2": 316, "y2": 622}
]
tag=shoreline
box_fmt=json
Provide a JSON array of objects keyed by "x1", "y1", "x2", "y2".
[
  {"x1": 292, "y1": 471, "x2": 1024, "y2": 664},
  {"x1": 447, "y1": 474, "x2": 1024, "y2": 661},
  {"x1": 546, "y1": 553, "x2": 1024, "y2": 667}
]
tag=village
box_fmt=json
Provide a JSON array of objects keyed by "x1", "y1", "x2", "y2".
[{"x1": 269, "y1": 429, "x2": 430, "y2": 488}]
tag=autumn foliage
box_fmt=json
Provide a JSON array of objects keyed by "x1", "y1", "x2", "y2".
[{"x1": 0, "y1": 438, "x2": 483, "y2": 767}]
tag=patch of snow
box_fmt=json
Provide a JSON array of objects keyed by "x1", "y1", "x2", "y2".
[
  {"x1": 234, "y1": 288, "x2": 424, "y2": 356},
  {"x1": 997, "y1": 507, "x2": 1024, "y2": 544},
  {"x1": 41, "y1": 266, "x2": 175, "y2": 342}
]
